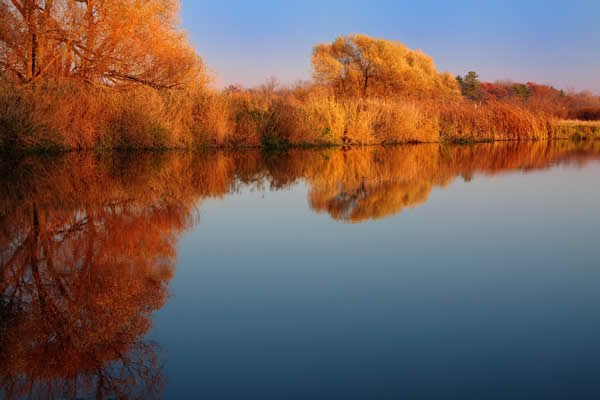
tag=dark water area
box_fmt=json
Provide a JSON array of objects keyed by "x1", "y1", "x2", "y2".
[{"x1": 1, "y1": 141, "x2": 600, "y2": 399}]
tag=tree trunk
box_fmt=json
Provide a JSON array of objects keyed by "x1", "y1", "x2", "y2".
[{"x1": 31, "y1": 32, "x2": 37, "y2": 78}]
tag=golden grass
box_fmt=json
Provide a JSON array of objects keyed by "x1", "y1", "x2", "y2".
[
  {"x1": 552, "y1": 119, "x2": 600, "y2": 140},
  {"x1": 434, "y1": 100, "x2": 552, "y2": 141},
  {"x1": 557, "y1": 119, "x2": 600, "y2": 127},
  {"x1": 271, "y1": 95, "x2": 553, "y2": 145},
  {"x1": 1, "y1": 78, "x2": 594, "y2": 152}
]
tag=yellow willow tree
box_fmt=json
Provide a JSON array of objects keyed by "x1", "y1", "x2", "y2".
[
  {"x1": 0, "y1": 0, "x2": 205, "y2": 88},
  {"x1": 311, "y1": 34, "x2": 459, "y2": 99}
]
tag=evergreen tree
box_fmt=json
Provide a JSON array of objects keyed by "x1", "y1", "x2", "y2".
[{"x1": 456, "y1": 71, "x2": 482, "y2": 100}]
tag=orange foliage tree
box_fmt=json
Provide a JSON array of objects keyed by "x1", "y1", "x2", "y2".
[
  {"x1": 311, "y1": 34, "x2": 460, "y2": 99},
  {"x1": 0, "y1": 0, "x2": 205, "y2": 88}
]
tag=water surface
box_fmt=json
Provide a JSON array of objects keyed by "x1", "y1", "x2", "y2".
[{"x1": 1, "y1": 141, "x2": 600, "y2": 399}]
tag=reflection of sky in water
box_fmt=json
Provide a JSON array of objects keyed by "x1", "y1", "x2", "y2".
[{"x1": 153, "y1": 162, "x2": 600, "y2": 399}]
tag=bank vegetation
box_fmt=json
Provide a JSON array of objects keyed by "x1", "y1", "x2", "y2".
[{"x1": 0, "y1": 1, "x2": 598, "y2": 152}]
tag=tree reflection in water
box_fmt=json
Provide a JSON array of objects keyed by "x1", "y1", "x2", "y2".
[
  {"x1": 1, "y1": 141, "x2": 599, "y2": 398},
  {"x1": 0, "y1": 154, "x2": 196, "y2": 399},
  {"x1": 268, "y1": 141, "x2": 600, "y2": 222}
]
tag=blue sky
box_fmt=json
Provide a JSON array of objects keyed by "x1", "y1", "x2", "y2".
[{"x1": 180, "y1": 0, "x2": 600, "y2": 93}]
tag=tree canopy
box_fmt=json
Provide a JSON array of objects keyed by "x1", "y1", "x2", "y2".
[
  {"x1": 311, "y1": 34, "x2": 460, "y2": 99},
  {"x1": 0, "y1": 0, "x2": 206, "y2": 89},
  {"x1": 456, "y1": 71, "x2": 482, "y2": 100}
]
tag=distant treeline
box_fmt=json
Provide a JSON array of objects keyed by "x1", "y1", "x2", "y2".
[
  {"x1": 456, "y1": 72, "x2": 600, "y2": 120},
  {"x1": 0, "y1": 1, "x2": 598, "y2": 152}
]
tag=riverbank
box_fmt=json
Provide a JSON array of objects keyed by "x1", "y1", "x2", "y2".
[
  {"x1": 1, "y1": 80, "x2": 598, "y2": 154},
  {"x1": 553, "y1": 120, "x2": 600, "y2": 142}
]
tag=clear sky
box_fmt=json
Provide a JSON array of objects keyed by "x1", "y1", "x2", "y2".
[{"x1": 180, "y1": 0, "x2": 600, "y2": 93}]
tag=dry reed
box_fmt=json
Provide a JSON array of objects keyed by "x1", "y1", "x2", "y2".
[{"x1": 1, "y1": 78, "x2": 595, "y2": 153}]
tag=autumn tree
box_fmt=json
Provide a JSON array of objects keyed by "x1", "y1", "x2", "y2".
[
  {"x1": 311, "y1": 34, "x2": 459, "y2": 99},
  {"x1": 0, "y1": 0, "x2": 205, "y2": 89},
  {"x1": 478, "y1": 82, "x2": 510, "y2": 100}
]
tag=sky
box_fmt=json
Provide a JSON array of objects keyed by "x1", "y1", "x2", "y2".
[{"x1": 180, "y1": 0, "x2": 600, "y2": 93}]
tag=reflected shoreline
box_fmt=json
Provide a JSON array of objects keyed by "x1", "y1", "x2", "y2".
[{"x1": 1, "y1": 141, "x2": 600, "y2": 399}]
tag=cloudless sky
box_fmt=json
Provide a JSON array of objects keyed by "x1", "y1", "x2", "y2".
[{"x1": 180, "y1": 0, "x2": 600, "y2": 93}]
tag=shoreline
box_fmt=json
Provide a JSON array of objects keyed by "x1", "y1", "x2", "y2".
[{"x1": 2, "y1": 132, "x2": 599, "y2": 156}]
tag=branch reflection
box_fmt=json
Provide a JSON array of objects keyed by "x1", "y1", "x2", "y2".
[{"x1": 1, "y1": 141, "x2": 599, "y2": 398}]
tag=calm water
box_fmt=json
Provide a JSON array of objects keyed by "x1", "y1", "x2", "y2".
[{"x1": 1, "y1": 141, "x2": 600, "y2": 399}]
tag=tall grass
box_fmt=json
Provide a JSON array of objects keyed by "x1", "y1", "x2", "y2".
[
  {"x1": 269, "y1": 94, "x2": 553, "y2": 145},
  {"x1": 269, "y1": 96, "x2": 439, "y2": 145},
  {"x1": 0, "y1": 79, "x2": 196, "y2": 151},
  {"x1": 0, "y1": 77, "x2": 589, "y2": 153},
  {"x1": 435, "y1": 101, "x2": 551, "y2": 142}
]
